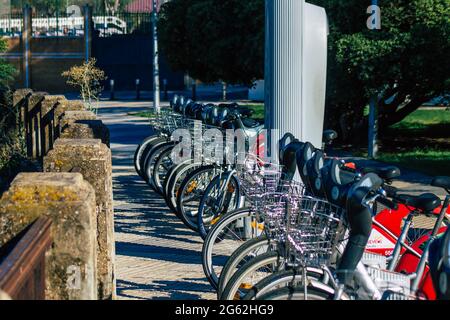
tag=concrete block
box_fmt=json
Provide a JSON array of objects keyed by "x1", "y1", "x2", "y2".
[
  {"x1": 0, "y1": 173, "x2": 98, "y2": 300},
  {"x1": 43, "y1": 139, "x2": 115, "y2": 300}
]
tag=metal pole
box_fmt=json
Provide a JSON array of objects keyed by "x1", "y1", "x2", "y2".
[
  {"x1": 368, "y1": 0, "x2": 380, "y2": 159},
  {"x1": 152, "y1": 0, "x2": 160, "y2": 113},
  {"x1": 136, "y1": 79, "x2": 140, "y2": 100},
  {"x1": 22, "y1": 4, "x2": 31, "y2": 88},
  {"x1": 368, "y1": 95, "x2": 379, "y2": 159}
]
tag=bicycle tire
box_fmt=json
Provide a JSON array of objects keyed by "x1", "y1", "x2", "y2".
[
  {"x1": 257, "y1": 285, "x2": 334, "y2": 300},
  {"x1": 202, "y1": 208, "x2": 263, "y2": 289},
  {"x1": 243, "y1": 269, "x2": 325, "y2": 300},
  {"x1": 220, "y1": 251, "x2": 282, "y2": 300},
  {"x1": 143, "y1": 141, "x2": 175, "y2": 189},
  {"x1": 218, "y1": 236, "x2": 271, "y2": 298},
  {"x1": 176, "y1": 165, "x2": 218, "y2": 232},
  {"x1": 165, "y1": 162, "x2": 201, "y2": 216},
  {"x1": 152, "y1": 144, "x2": 176, "y2": 195},
  {"x1": 163, "y1": 162, "x2": 188, "y2": 202},
  {"x1": 134, "y1": 135, "x2": 162, "y2": 178},
  {"x1": 197, "y1": 174, "x2": 241, "y2": 240},
  {"x1": 139, "y1": 137, "x2": 167, "y2": 181}
]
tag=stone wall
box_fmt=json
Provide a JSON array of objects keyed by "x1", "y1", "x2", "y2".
[{"x1": 0, "y1": 89, "x2": 115, "y2": 300}]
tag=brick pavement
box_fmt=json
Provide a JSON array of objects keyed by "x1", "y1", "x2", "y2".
[{"x1": 98, "y1": 101, "x2": 215, "y2": 300}]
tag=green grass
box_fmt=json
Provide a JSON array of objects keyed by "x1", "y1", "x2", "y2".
[
  {"x1": 238, "y1": 103, "x2": 265, "y2": 121},
  {"x1": 391, "y1": 109, "x2": 450, "y2": 131},
  {"x1": 130, "y1": 111, "x2": 157, "y2": 118},
  {"x1": 378, "y1": 108, "x2": 450, "y2": 176},
  {"x1": 378, "y1": 149, "x2": 450, "y2": 176}
]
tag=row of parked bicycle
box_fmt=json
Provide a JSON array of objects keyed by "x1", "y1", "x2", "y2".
[{"x1": 133, "y1": 95, "x2": 450, "y2": 300}]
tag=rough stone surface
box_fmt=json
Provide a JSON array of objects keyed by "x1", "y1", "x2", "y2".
[
  {"x1": 13, "y1": 89, "x2": 33, "y2": 107},
  {"x1": 54, "y1": 100, "x2": 86, "y2": 137},
  {"x1": 61, "y1": 120, "x2": 110, "y2": 147},
  {"x1": 0, "y1": 173, "x2": 98, "y2": 300},
  {"x1": 62, "y1": 110, "x2": 97, "y2": 123},
  {"x1": 43, "y1": 139, "x2": 115, "y2": 300},
  {"x1": 40, "y1": 95, "x2": 66, "y2": 156}
]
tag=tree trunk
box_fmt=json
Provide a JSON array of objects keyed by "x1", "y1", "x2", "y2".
[{"x1": 379, "y1": 99, "x2": 425, "y2": 129}]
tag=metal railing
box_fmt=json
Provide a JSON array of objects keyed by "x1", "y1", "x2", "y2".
[
  {"x1": 0, "y1": 217, "x2": 52, "y2": 300},
  {"x1": 0, "y1": 12, "x2": 151, "y2": 38}
]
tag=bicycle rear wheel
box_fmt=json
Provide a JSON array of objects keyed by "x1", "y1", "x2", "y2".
[
  {"x1": 202, "y1": 208, "x2": 264, "y2": 289},
  {"x1": 197, "y1": 174, "x2": 241, "y2": 239},
  {"x1": 152, "y1": 145, "x2": 176, "y2": 195},
  {"x1": 139, "y1": 137, "x2": 167, "y2": 181},
  {"x1": 176, "y1": 165, "x2": 218, "y2": 232},
  {"x1": 163, "y1": 161, "x2": 197, "y2": 213},
  {"x1": 143, "y1": 141, "x2": 174, "y2": 189},
  {"x1": 134, "y1": 135, "x2": 162, "y2": 178}
]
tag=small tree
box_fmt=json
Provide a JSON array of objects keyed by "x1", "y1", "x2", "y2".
[
  {"x1": 62, "y1": 58, "x2": 106, "y2": 112},
  {"x1": 0, "y1": 38, "x2": 15, "y2": 90}
]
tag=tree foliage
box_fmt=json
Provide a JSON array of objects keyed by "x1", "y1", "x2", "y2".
[
  {"x1": 0, "y1": 38, "x2": 16, "y2": 90},
  {"x1": 158, "y1": 0, "x2": 264, "y2": 86},
  {"x1": 312, "y1": 0, "x2": 450, "y2": 140},
  {"x1": 159, "y1": 0, "x2": 449, "y2": 138}
]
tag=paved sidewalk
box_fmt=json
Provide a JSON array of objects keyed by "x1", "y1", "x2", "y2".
[{"x1": 97, "y1": 101, "x2": 215, "y2": 300}]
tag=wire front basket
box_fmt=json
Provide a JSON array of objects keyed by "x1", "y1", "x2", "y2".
[
  {"x1": 283, "y1": 197, "x2": 346, "y2": 267},
  {"x1": 236, "y1": 153, "x2": 301, "y2": 206}
]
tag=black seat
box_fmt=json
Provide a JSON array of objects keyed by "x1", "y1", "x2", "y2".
[
  {"x1": 397, "y1": 193, "x2": 441, "y2": 213},
  {"x1": 241, "y1": 118, "x2": 260, "y2": 129},
  {"x1": 361, "y1": 166, "x2": 401, "y2": 181},
  {"x1": 431, "y1": 176, "x2": 450, "y2": 191},
  {"x1": 323, "y1": 130, "x2": 338, "y2": 145},
  {"x1": 238, "y1": 108, "x2": 254, "y2": 118}
]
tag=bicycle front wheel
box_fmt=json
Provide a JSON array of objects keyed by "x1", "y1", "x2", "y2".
[
  {"x1": 197, "y1": 174, "x2": 241, "y2": 239},
  {"x1": 202, "y1": 208, "x2": 264, "y2": 290},
  {"x1": 220, "y1": 251, "x2": 283, "y2": 300}
]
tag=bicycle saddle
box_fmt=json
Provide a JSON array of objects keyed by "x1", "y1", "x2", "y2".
[
  {"x1": 240, "y1": 118, "x2": 261, "y2": 129},
  {"x1": 323, "y1": 130, "x2": 338, "y2": 145},
  {"x1": 432, "y1": 176, "x2": 450, "y2": 192},
  {"x1": 396, "y1": 193, "x2": 441, "y2": 213},
  {"x1": 361, "y1": 166, "x2": 401, "y2": 181},
  {"x1": 218, "y1": 103, "x2": 239, "y2": 109}
]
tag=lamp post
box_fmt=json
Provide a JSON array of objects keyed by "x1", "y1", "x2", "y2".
[
  {"x1": 367, "y1": 0, "x2": 381, "y2": 159},
  {"x1": 152, "y1": 0, "x2": 161, "y2": 113}
]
